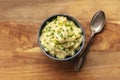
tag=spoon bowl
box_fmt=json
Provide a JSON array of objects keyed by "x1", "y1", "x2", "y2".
[{"x1": 90, "y1": 11, "x2": 105, "y2": 35}]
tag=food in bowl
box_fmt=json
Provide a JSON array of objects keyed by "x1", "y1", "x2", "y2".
[{"x1": 40, "y1": 16, "x2": 83, "y2": 59}]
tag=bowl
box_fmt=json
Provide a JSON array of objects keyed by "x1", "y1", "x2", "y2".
[{"x1": 38, "y1": 14, "x2": 85, "y2": 61}]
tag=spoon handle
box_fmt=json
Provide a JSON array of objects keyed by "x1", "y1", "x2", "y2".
[{"x1": 75, "y1": 34, "x2": 94, "y2": 71}]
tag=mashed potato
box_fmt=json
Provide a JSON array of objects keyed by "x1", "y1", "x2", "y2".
[{"x1": 40, "y1": 16, "x2": 83, "y2": 59}]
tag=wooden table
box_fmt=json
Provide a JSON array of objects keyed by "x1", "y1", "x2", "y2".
[{"x1": 0, "y1": 0, "x2": 120, "y2": 80}]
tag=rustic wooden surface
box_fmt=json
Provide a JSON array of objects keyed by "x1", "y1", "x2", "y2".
[{"x1": 0, "y1": 0, "x2": 120, "y2": 80}]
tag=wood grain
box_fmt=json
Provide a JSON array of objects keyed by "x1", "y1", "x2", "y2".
[{"x1": 0, "y1": 0, "x2": 120, "y2": 80}]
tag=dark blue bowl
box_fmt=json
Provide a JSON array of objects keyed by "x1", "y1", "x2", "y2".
[{"x1": 38, "y1": 14, "x2": 85, "y2": 61}]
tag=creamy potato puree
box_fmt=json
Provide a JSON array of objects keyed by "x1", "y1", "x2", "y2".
[{"x1": 40, "y1": 16, "x2": 83, "y2": 59}]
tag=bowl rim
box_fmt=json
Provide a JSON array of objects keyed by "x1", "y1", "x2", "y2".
[{"x1": 38, "y1": 14, "x2": 85, "y2": 61}]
